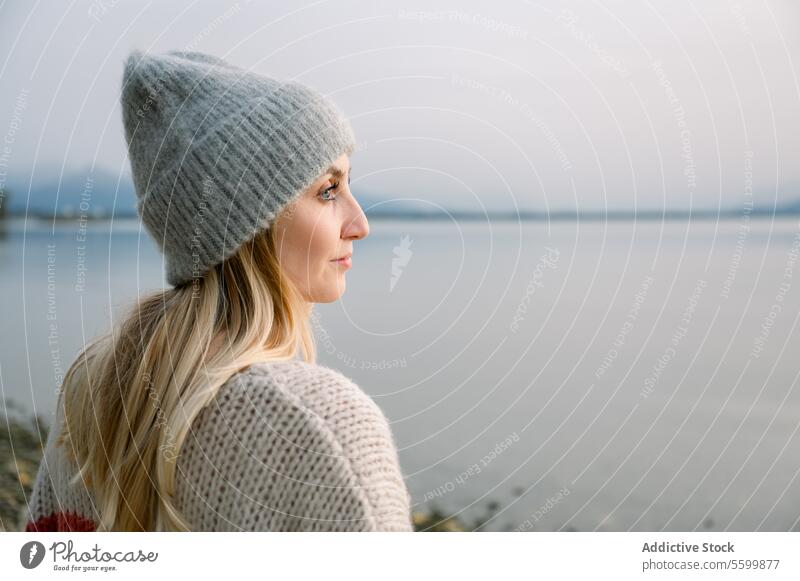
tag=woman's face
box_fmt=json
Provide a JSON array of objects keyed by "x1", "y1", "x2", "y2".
[{"x1": 272, "y1": 153, "x2": 369, "y2": 303}]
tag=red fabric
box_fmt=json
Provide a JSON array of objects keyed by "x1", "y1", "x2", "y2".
[{"x1": 25, "y1": 511, "x2": 96, "y2": 532}]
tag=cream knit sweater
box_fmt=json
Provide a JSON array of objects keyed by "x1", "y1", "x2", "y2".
[{"x1": 25, "y1": 360, "x2": 414, "y2": 532}]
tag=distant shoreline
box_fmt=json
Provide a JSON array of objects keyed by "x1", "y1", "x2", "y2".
[{"x1": 3, "y1": 208, "x2": 799, "y2": 224}]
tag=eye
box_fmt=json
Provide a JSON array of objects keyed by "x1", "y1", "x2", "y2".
[{"x1": 319, "y1": 180, "x2": 339, "y2": 202}]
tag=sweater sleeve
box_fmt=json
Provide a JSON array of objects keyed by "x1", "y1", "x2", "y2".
[{"x1": 174, "y1": 361, "x2": 414, "y2": 532}]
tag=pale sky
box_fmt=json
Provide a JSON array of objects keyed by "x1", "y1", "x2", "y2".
[{"x1": 0, "y1": 0, "x2": 798, "y2": 213}]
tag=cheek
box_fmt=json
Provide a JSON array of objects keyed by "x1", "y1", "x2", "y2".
[
  {"x1": 308, "y1": 220, "x2": 340, "y2": 272},
  {"x1": 292, "y1": 205, "x2": 339, "y2": 272}
]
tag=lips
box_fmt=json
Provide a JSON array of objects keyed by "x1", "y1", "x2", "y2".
[{"x1": 332, "y1": 253, "x2": 352, "y2": 269}]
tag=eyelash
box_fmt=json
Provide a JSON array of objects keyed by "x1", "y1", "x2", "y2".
[
  {"x1": 320, "y1": 181, "x2": 339, "y2": 202},
  {"x1": 319, "y1": 175, "x2": 350, "y2": 202}
]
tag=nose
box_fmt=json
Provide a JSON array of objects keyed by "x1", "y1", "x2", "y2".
[{"x1": 342, "y1": 191, "x2": 369, "y2": 240}]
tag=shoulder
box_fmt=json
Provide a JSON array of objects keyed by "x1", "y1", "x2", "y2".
[
  {"x1": 228, "y1": 359, "x2": 393, "y2": 438},
  {"x1": 225, "y1": 359, "x2": 401, "y2": 476},
  {"x1": 196, "y1": 359, "x2": 379, "y2": 458},
  {"x1": 174, "y1": 359, "x2": 412, "y2": 531},
  {"x1": 234, "y1": 358, "x2": 362, "y2": 396}
]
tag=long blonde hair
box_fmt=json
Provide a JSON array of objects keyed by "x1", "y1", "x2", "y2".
[{"x1": 56, "y1": 224, "x2": 316, "y2": 531}]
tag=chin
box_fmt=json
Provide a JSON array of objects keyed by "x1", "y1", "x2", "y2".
[{"x1": 311, "y1": 285, "x2": 345, "y2": 303}]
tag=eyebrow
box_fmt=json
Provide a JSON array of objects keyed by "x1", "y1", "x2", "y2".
[{"x1": 324, "y1": 165, "x2": 351, "y2": 180}]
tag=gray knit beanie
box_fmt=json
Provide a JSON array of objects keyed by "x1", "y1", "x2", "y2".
[{"x1": 120, "y1": 49, "x2": 357, "y2": 287}]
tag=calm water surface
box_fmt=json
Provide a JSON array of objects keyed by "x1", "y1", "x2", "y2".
[{"x1": 3, "y1": 215, "x2": 800, "y2": 531}]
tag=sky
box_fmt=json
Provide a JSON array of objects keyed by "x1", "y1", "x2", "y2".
[{"x1": 0, "y1": 0, "x2": 798, "y2": 213}]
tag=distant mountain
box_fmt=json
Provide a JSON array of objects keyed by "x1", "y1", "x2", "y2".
[
  {"x1": 3, "y1": 166, "x2": 137, "y2": 218},
  {"x1": 1, "y1": 166, "x2": 798, "y2": 221},
  {"x1": 0, "y1": 168, "x2": 440, "y2": 220},
  {"x1": 772, "y1": 197, "x2": 800, "y2": 215}
]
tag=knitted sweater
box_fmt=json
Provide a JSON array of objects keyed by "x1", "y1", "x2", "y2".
[{"x1": 24, "y1": 360, "x2": 414, "y2": 531}]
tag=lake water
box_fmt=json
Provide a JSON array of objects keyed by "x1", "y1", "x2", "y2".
[{"x1": 3, "y1": 215, "x2": 800, "y2": 532}]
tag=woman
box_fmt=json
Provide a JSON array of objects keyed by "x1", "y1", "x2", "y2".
[{"x1": 24, "y1": 49, "x2": 413, "y2": 532}]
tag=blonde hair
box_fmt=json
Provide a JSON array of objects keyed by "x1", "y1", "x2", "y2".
[{"x1": 56, "y1": 224, "x2": 316, "y2": 531}]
